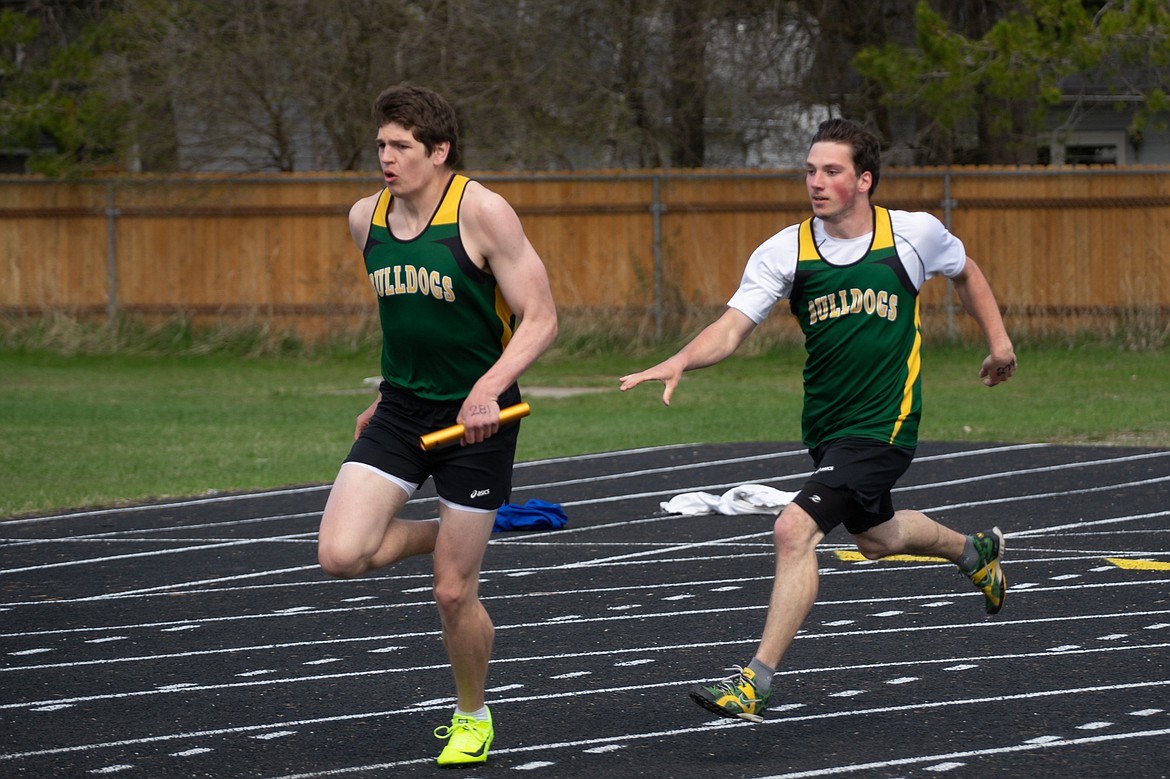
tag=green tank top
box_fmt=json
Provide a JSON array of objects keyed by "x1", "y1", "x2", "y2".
[
  {"x1": 789, "y1": 206, "x2": 922, "y2": 449},
  {"x1": 363, "y1": 174, "x2": 515, "y2": 401}
]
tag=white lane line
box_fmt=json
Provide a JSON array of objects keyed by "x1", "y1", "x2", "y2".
[
  {"x1": 6, "y1": 536, "x2": 317, "y2": 547},
  {"x1": 71, "y1": 565, "x2": 326, "y2": 601},
  {"x1": 748, "y1": 727, "x2": 1170, "y2": 779},
  {"x1": 3, "y1": 485, "x2": 333, "y2": 525},
  {"x1": 0, "y1": 442, "x2": 780, "y2": 528},
  {"x1": 514, "y1": 448, "x2": 808, "y2": 493},
  {"x1": 543, "y1": 529, "x2": 768, "y2": 570},
  {"x1": 4, "y1": 626, "x2": 1169, "y2": 712},
  {"x1": 2, "y1": 447, "x2": 1156, "y2": 581},
  {"x1": 923, "y1": 480, "x2": 1170, "y2": 513},
  {"x1": 558, "y1": 468, "x2": 1166, "y2": 510},
  {"x1": 548, "y1": 443, "x2": 1138, "y2": 509},
  {"x1": 268, "y1": 679, "x2": 1170, "y2": 778},
  {"x1": 3, "y1": 508, "x2": 1164, "y2": 601},
  {"x1": 3, "y1": 442, "x2": 1141, "y2": 562},
  {"x1": 1009, "y1": 510, "x2": 1170, "y2": 537},
  {"x1": 513, "y1": 442, "x2": 706, "y2": 466},
  {"x1": 4, "y1": 566, "x2": 1169, "y2": 643},
  {"x1": 0, "y1": 543, "x2": 1150, "y2": 608},
  {"x1": 1, "y1": 512, "x2": 322, "y2": 546},
  {"x1": 4, "y1": 677, "x2": 1168, "y2": 767},
  {"x1": 0, "y1": 443, "x2": 1046, "y2": 541},
  {"x1": 898, "y1": 449, "x2": 1170, "y2": 494},
  {"x1": 0, "y1": 534, "x2": 314, "y2": 576},
  {"x1": 4, "y1": 575, "x2": 1168, "y2": 666},
  {"x1": 5, "y1": 537, "x2": 1164, "y2": 608},
  {"x1": 522, "y1": 507, "x2": 1169, "y2": 572},
  {"x1": 524, "y1": 444, "x2": 1048, "y2": 513}
]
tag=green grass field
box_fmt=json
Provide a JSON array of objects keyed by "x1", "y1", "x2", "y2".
[{"x1": 1, "y1": 341, "x2": 1167, "y2": 519}]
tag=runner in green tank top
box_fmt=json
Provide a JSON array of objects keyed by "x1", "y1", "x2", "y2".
[
  {"x1": 364, "y1": 172, "x2": 517, "y2": 402},
  {"x1": 621, "y1": 119, "x2": 1017, "y2": 724},
  {"x1": 316, "y1": 85, "x2": 557, "y2": 768},
  {"x1": 790, "y1": 205, "x2": 923, "y2": 449}
]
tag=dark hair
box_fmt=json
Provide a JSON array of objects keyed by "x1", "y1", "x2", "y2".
[
  {"x1": 810, "y1": 118, "x2": 881, "y2": 195},
  {"x1": 372, "y1": 84, "x2": 461, "y2": 169}
]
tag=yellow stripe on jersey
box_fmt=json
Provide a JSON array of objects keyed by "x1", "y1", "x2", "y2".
[
  {"x1": 798, "y1": 218, "x2": 817, "y2": 261},
  {"x1": 372, "y1": 188, "x2": 392, "y2": 229},
  {"x1": 372, "y1": 174, "x2": 466, "y2": 230},
  {"x1": 434, "y1": 175, "x2": 469, "y2": 226},
  {"x1": 495, "y1": 287, "x2": 514, "y2": 349},
  {"x1": 872, "y1": 206, "x2": 894, "y2": 250},
  {"x1": 889, "y1": 298, "x2": 922, "y2": 444},
  {"x1": 798, "y1": 206, "x2": 893, "y2": 260}
]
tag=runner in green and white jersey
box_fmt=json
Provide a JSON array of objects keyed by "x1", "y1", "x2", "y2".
[{"x1": 621, "y1": 118, "x2": 1016, "y2": 724}]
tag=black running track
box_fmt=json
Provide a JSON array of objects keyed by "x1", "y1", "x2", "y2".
[{"x1": 3, "y1": 442, "x2": 1170, "y2": 779}]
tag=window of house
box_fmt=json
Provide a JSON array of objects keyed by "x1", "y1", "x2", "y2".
[{"x1": 1047, "y1": 130, "x2": 1127, "y2": 166}]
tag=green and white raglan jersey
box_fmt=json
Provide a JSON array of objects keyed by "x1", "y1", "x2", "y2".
[
  {"x1": 363, "y1": 174, "x2": 516, "y2": 402},
  {"x1": 727, "y1": 206, "x2": 967, "y2": 450}
]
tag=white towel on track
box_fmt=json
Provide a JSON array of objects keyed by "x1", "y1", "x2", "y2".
[{"x1": 660, "y1": 484, "x2": 796, "y2": 516}]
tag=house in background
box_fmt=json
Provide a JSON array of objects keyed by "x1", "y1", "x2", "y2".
[{"x1": 1043, "y1": 71, "x2": 1170, "y2": 166}]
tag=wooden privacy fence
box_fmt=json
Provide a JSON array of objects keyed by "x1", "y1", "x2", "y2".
[{"x1": 2, "y1": 166, "x2": 1169, "y2": 342}]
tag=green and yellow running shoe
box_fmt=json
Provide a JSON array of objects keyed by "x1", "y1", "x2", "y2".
[
  {"x1": 434, "y1": 709, "x2": 494, "y2": 768},
  {"x1": 965, "y1": 527, "x2": 1007, "y2": 614},
  {"x1": 689, "y1": 666, "x2": 770, "y2": 722}
]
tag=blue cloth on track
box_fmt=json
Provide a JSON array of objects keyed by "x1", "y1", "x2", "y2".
[{"x1": 493, "y1": 499, "x2": 568, "y2": 532}]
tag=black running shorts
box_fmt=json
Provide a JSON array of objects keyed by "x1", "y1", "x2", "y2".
[
  {"x1": 790, "y1": 437, "x2": 914, "y2": 535},
  {"x1": 343, "y1": 382, "x2": 521, "y2": 511}
]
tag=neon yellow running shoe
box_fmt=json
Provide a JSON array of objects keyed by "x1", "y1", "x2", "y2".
[
  {"x1": 434, "y1": 708, "x2": 493, "y2": 768},
  {"x1": 689, "y1": 666, "x2": 770, "y2": 722},
  {"x1": 965, "y1": 527, "x2": 1007, "y2": 614}
]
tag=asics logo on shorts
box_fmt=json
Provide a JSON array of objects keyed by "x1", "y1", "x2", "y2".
[{"x1": 471, "y1": 488, "x2": 491, "y2": 499}]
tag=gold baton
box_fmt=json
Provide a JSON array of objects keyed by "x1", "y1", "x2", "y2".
[{"x1": 419, "y1": 402, "x2": 531, "y2": 451}]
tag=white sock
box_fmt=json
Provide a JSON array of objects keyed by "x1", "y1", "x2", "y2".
[{"x1": 455, "y1": 706, "x2": 490, "y2": 722}]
